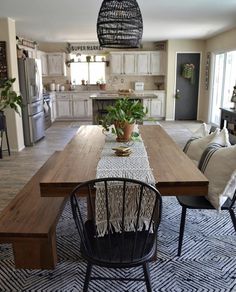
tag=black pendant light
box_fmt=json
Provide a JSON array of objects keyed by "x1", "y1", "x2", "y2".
[{"x1": 97, "y1": 0, "x2": 143, "y2": 48}]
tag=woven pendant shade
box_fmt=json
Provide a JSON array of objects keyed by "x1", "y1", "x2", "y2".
[{"x1": 97, "y1": 0, "x2": 143, "y2": 48}]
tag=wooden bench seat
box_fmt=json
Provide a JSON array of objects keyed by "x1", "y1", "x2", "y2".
[{"x1": 0, "y1": 151, "x2": 68, "y2": 269}]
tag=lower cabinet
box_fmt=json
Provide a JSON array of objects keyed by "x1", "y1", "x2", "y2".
[
  {"x1": 56, "y1": 98, "x2": 73, "y2": 119},
  {"x1": 55, "y1": 93, "x2": 93, "y2": 120},
  {"x1": 49, "y1": 92, "x2": 57, "y2": 122},
  {"x1": 54, "y1": 91, "x2": 164, "y2": 121},
  {"x1": 143, "y1": 91, "x2": 165, "y2": 119},
  {"x1": 51, "y1": 99, "x2": 57, "y2": 122},
  {"x1": 72, "y1": 94, "x2": 92, "y2": 120},
  {"x1": 73, "y1": 99, "x2": 90, "y2": 119}
]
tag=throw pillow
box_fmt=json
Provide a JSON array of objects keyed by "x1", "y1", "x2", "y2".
[
  {"x1": 199, "y1": 145, "x2": 236, "y2": 210},
  {"x1": 184, "y1": 129, "x2": 219, "y2": 161},
  {"x1": 191, "y1": 123, "x2": 209, "y2": 138},
  {"x1": 209, "y1": 127, "x2": 231, "y2": 147},
  {"x1": 185, "y1": 128, "x2": 231, "y2": 162}
]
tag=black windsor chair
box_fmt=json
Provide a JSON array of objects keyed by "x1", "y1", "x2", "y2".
[
  {"x1": 177, "y1": 190, "x2": 236, "y2": 256},
  {"x1": 70, "y1": 177, "x2": 162, "y2": 292}
]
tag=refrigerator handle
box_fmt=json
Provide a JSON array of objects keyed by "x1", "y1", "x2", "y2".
[{"x1": 35, "y1": 61, "x2": 41, "y2": 98}]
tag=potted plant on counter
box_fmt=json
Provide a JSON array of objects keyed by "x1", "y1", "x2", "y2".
[
  {"x1": 98, "y1": 78, "x2": 106, "y2": 91},
  {"x1": 101, "y1": 97, "x2": 147, "y2": 142}
]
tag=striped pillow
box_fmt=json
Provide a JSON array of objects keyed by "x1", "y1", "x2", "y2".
[
  {"x1": 199, "y1": 144, "x2": 236, "y2": 210},
  {"x1": 184, "y1": 128, "x2": 230, "y2": 163},
  {"x1": 184, "y1": 130, "x2": 219, "y2": 162}
]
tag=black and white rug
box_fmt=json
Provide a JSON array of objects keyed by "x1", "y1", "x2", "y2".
[{"x1": 1, "y1": 197, "x2": 236, "y2": 291}]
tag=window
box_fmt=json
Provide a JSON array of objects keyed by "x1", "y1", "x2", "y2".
[
  {"x1": 210, "y1": 50, "x2": 236, "y2": 125},
  {"x1": 70, "y1": 54, "x2": 106, "y2": 85}
]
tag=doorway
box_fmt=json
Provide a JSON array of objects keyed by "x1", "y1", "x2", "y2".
[
  {"x1": 175, "y1": 53, "x2": 200, "y2": 120},
  {"x1": 210, "y1": 50, "x2": 236, "y2": 126}
]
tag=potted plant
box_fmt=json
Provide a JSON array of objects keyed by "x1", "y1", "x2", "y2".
[
  {"x1": 0, "y1": 78, "x2": 22, "y2": 129},
  {"x1": 101, "y1": 97, "x2": 147, "y2": 142},
  {"x1": 98, "y1": 78, "x2": 106, "y2": 90}
]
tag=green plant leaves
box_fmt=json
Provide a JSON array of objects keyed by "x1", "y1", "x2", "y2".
[
  {"x1": 0, "y1": 78, "x2": 22, "y2": 115},
  {"x1": 101, "y1": 96, "x2": 147, "y2": 129},
  {"x1": 100, "y1": 96, "x2": 147, "y2": 140}
]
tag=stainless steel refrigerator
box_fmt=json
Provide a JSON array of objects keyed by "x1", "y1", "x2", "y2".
[{"x1": 18, "y1": 58, "x2": 45, "y2": 146}]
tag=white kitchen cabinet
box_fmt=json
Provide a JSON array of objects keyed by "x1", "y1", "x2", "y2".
[
  {"x1": 37, "y1": 50, "x2": 48, "y2": 76},
  {"x1": 110, "y1": 51, "x2": 166, "y2": 76},
  {"x1": 47, "y1": 53, "x2": 66, "y2": 77},
  {"x1": 41, "y1": 53, "x2": 48, "y2": 76},
  {"x1": 123, "y1": 53, "x2": 136, "y2": 75},
  {"x1": 149, "y1": 99, "x2": 163, "y2": 117},
  {"x1": 56, "y1": 94, "x2": 72, "y2": 119},
  {"x1": 49, "y1": 92, "x2": 57, "y2": 122},
  {"x1": 110, "y1": 53, "x2": 123, "y2": 75},
  {"x1": 142, "y1": 91, "x2": 166, "y2": 119},
  {"x1": 136, "y1": 52, "x2": 150, "y2": 75},
  {"x1": 110, "y1": 52, "x2": 136, "y2": 75},
  {"x1": 73, "y1": 99, "x2": 87, "y2": 118},
  {"x1": 55, "y1": 92, "x2": 93, "y2": 120},
  {"x1": 150, "y1": 52, "x2": 166, "y2": 75},
  {"x1": 72, "y1": 93, "x2": 92, "y2": 119},
  {"x1": 144, "y1": 98, "x2": 161, "y2": 119}
]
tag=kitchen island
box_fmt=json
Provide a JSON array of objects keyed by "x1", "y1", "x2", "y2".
[{"x1": 90, "y1": 93, "x2": 158, "y2": 124}]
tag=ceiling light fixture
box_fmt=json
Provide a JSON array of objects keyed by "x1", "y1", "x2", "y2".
[{"x1": 97, "y1": 0, "x2": 143, "y2": 49}]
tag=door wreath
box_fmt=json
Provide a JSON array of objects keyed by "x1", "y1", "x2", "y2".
[{"x1": 182, "y1": 63, "x2": 195, "y2": 84}]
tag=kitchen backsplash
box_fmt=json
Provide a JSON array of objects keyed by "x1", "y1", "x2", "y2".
[
  {"x1": 43, "y1": 75, "x2": 165, "y2": 92},
  {"x1": 105, "y1": 75, "x2": 165, "y2": 91}
]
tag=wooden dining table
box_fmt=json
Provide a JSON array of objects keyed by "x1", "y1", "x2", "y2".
[{"x1": 40, "y1": 125, "x2": 208, "y2": 198}]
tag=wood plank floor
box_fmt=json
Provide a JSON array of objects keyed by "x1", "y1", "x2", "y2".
[{"x1": 0, "y1": 120, "x2": 200, "y2": 213}]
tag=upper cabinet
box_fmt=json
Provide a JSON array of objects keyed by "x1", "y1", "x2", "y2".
[
  {"x1": 136, "y1": 52, "x2": 150, "y2": 75},
  {"x1": 150, "y1": 52, "x2": 166, "y2": 75},
  {"x1": 47, "y1": 53, "x2": 66, "y2": 77},
  {"x1": 37, "y1": 52, "x2": 67, "y2": 77},
  {"x1": 123, "y1": 53, "x2": 136, "y2": 75},
  {"x1": 37, "y1": 51, "x2": 48, "y2": 76},
  {"x1": 110, "y1": 51, "x2": 166, "y2": 76},
  {"x1": 110, "y1": 53, "x2": 123, "y2": 75}
]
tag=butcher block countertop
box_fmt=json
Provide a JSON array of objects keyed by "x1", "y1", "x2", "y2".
[{"x1": 90, "y1": 93, "x2": 158, "y2": 99}]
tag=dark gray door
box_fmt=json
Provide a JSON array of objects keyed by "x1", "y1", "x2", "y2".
[{"x1": 175, "y1": 53, "x2": 200, "y2": 120}]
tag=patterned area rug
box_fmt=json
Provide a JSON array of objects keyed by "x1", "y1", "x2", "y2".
[{"x1": 1, "y1": 198, "x2": 236, "y2": 291}]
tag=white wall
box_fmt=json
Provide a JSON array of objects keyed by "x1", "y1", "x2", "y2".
[{"x1": 0, "y1": 18, "x2": 24, "y2": 151}]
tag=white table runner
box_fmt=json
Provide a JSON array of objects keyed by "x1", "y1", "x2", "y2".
[{"x1": 95, "y1": 127, "x2": 156, "y2": 236}]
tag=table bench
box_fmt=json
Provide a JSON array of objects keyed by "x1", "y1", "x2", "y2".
[{"x1": 0, "y1": 151, "x2": 68, "y2": 269}]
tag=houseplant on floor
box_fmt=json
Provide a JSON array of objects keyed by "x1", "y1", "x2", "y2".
[
  {"x1": 0, "y1": 78, "x2": 22, "y2": 115},
  {"x1": 101, "y1": 97, "x2": 147, "y2": 142},
  {"x1": 0, "y1": 78, "x2": 22, "y2": 157}
]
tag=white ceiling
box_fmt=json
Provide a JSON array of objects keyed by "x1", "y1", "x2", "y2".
[{"x1": 1, "y1": 0, "x2": 236, "y2": 43}]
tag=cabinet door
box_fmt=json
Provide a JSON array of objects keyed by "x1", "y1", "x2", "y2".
[
  {"x1": 51, "y1": 100, "x2": 57, "y2": 122},
  {"x1": 150, "y1": 52, "x2": 166, "y2": 75},
  {"x1": 123, "y1": 53, "x2": 136, "y2": 75},
  {"x1": 136, "y1": 53, "x2": 150, "y2": 75},
  {"x1": 73, "y1": 99, "x2": 87, "y2": 118},
  {"x1": 149, "y1": 99, "x2": 161, "y2": 118},
  {"x1": 110, "y1": 53, "x2": 123, "y2": 74},
  {"x1": 143, "y1": 99, "x2": 151, "y2": 118},
  {"x1": 40, "y1": 53, "x2": 48, "y2": 76},
  {"x1": 56, "y1": 99, "x2": 72, "y2": 118},
  {"x1": 86, "y1": 99, "x2": 93, "y2": 117},
  {"x1": 47, "y1": 53, "x2": 66, "y2": 76}
]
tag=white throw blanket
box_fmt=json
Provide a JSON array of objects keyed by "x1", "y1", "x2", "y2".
[{"x1": 95, "y1": 127, "x2": 156, "y2": 236}]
